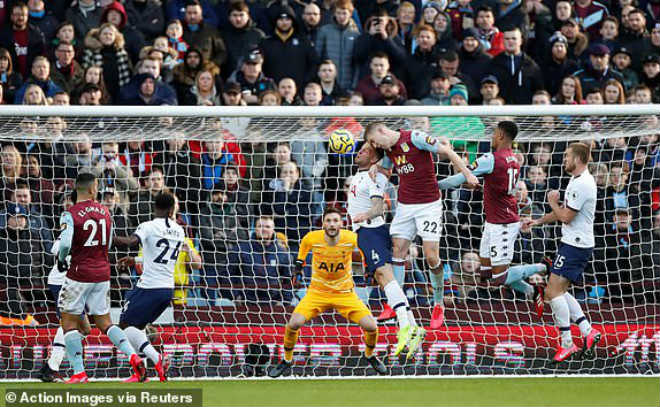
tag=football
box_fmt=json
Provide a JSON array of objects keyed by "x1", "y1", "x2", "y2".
[{"x1": 328, "y1": 129, "x2": 356, "y2": 154}]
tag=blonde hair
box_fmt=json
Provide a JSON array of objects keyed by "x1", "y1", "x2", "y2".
[
  {"x1": 23, "y1": 84, "x2": 49, "y2": 105},
  {"x1": 1, "y1": 145, "x2": 23, "y2": 179}
]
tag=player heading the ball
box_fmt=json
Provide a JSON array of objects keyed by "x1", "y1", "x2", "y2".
[
  {"x1": 364, "y1": 122, "x2": 478, "y2": 329},
  {"x1": 269, "y1": 207, "x2": 387, "y2": 377}
]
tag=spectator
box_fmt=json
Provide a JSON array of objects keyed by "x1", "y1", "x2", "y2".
[
  {"x1": 560, "y1": 18, "x2": 589, "y2": 61},
  {"x1": 422, "y1": 1, "x2": 444, "y2": 25},
  {"x1": 421, "y1": 69, "x2": 450, "y2": 105},
  {"x1": 261, "y1": 160, "x2": 314, "y2": 245},
  {"x1": 573, "y1": 0, "x2": 610, "y2": 41},
  {"x1": 0, "y1": 180, "x2": 54, "y2": 251},
  {"x1": 354, "y1": 10, "x2": 408, "y2": 82},
  {"x1": 0, "y1": 48, "x2": 23, "y2": 104},
  {"x1": 50, "y1": 41, "x2": 84, "y2": 94},
  {"x1": 525, "y1": 165, "x2": 551, "y2": 209},
  {"x1": 230, "y1": 215, "x2": 292, "y2": 305},
  {"x1": 50, "y1": 22, "x2": 78, "y2": 57},
  {"x1": 611, "y1": 46, "x2": 638, "y2": 91},
  {"x1": 605, "y1": 161, "x2": 641, "y2": 224},
  {"x1": 52, "y1": 90, "x2": 69, "y2": 105},
  {"x1": 78, "y1": 82, "x2": 106, "y2": 105},
  {"x1": 515, "y1": 180, "x2": 545, "y2": 218},
  {"x1": 407, "y1": 24, "x2": 443, "y2": 99},
  {"x1": 574, "y1": 44, "x2": 624, "y2": 92},
  {"x1": 640, "y1": 54, "x2": 660, "y2": 101},
  {"x1": 433, "y1": 11, "x2": 456, "y2": 52},
  {"x1": 26, "y1": 0, "x2": 58, "y2": 42},
  {"x1": 82, "y1": 23, "x2": 132, "y2": 103},
  {"x1": 315, "y1": 0, "x2": 360, "y2": 91},
  {"x1": 300, "y1": 2, "x2": 322, "y2": 47},
  {"x1": 182, "y1": 68, "x2": 222, "y2": 105},
  {"x1": 72, "y1": 66, "x2": 111, "y2": 104},
  {"x1": 172, "y1": 47, "x2": 218, "y2": 101},
  {"x1": 98, "y1": 186, "x2": 132, "y2": 281},
  {"x1": 355, "y1": 52, "x2": 407, "y2": 105},
  {"x1": 355, "y1": 0, "x2": 399, "y2": 24},
  {"x1": 496, "y1": 0, "x2": 529, "y2": 37},
  {"x1": 13, "y1": 56, "x2": 62, "y2": 104},
  {"x1": 260, "y1": 4, "x2": 319, "y2": 88},
  {"x1": 599, "y1": 16, "x2": 620, "y2": 50},
  {"x1": 64, "y1": 133, "x2": 95, "y2": 177},
  {"x1": 220, "y1": 1, "x2": 265, "y2": 79},
  {"x1": 21, "y1": 84, "x2": 48, "y2": 105},
  {"x1": 0, "y1": 2, "x2": 46, "y2": 79},
  {"x1": 0, "y1": 145, "x2": 22, "y2": 202},
  {"x1": 438, "y1": 50, "x2": 478, "y2": 103},
  {"x1": 603, "y1": 78, "x2": 626, "y2": 103},
  {"x1": 128, "y1": 166, "x2": 168, "y2": 227},
  {"x1": 395, "y1": 1, "x2": 416, "y2": 52},
  {"x1": 317, "y1": 59, "x2": 346, "y2": 106},
  {"x1": 542, "y1": 33, "x2": 579, "y2": 96},
  {"x1": 200, "y1": 137, "x2": 234, "y2": 190},
  {"x1": 152, "y1": 134, "x2": 201, "y2": 214},
  {"x1": 22, "y1": 154, "x2": 55, "y2": 210},
  {"x1": 101, "y1": 1, "x2": 146, "y2": 65},
  {"x1": 458, "y1": 28, "x2": 492, "y2": 86},
  {"x1": 634, "y1": 84, "x2": 653, "y2": 103},
  {"x1": 444, "y1": 251, "x2": 487, "y2": 305},
  {"x1": 125, "y1": 0, "x2": 165, "y2": 42},
  {"x1": 488, "y1": 27, "x2": 544, "y2": 104},
  {"x1": 228, "y1": 49, "x2": 275, "y2": 105},
  {"x1": 373, "y1": 73, "x2": 406, "y2": 105},
  {"x1": 65, "y1": 0, "x2": 104, "y2": 44},
  {"x1": 119, "y1": 57, "x2": 177, "y2": 105},
  {"x1": 278, "y1": 77, "x2": 302, "y2": 106},
  {"x1": 553, "y1": 75, "x2": 584, "y2": 104},
  {"x1": 479, "y1": 75, "x2": 500, "y2": 104},
  {"x1": 652, "y1": 211, "x2": 660, "y2": 275},
  {"x1": 94, "y1": 141, "x2": 139, "y2": 202},
  {"x1": 0, "y1": 203, "x2": 47, "y2": 319},
  {"x1": 122, "y1": 73, "x2": 174, "y2": 105},
  {"x1": 290, "y1": 116, "x2": 328, "y2": 196},
  {"x1": 259, "y1": 89, "x2": 281, "y2": 105},
  {"x1": 182, "y1": 0, "x2": 226, "y2": 69},
  {"x1": 166, "y1": 0, "x2": 219, "y2": 29},
  {"x1": 620, "y1": 9, "x2": 654, "y2": 72},
  {"x1": 165, "y1": 19, "x2": 188, "y2": 65},
  {"x1": 475, "y1": 6, "x2": 504, "y2": 57}
]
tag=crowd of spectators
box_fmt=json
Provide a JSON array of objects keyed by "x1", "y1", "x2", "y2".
[{"x1": 0, "y1": 0, "x2": 659, "y2": 322}]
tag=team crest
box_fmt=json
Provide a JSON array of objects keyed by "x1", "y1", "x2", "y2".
[
  {"x1": 425, "y1": 136, "x2": 437, "y2": 146},
  {"x1": 401, "y1": 143, "x2": 410, "y2": 152}
]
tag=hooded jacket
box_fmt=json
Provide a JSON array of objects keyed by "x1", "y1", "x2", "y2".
[
  {"x1": 119, "y1": 72, "x2": 177, "y2": 105},
  {"x1": 183, "y1": 20, "x2": 227, "y2": 69},
  {"x1": 125, "y1": 0, "x2": 165, "y2": 41},
  {"x1": 220, "y1": 19, "x2": 265, "y2": 79},
  {"x1": 82, "y1": 26, "x2": 132, "y2": 101},
  {"x1": 488, "y1": 51, "x2": 544, "y2": 104},
  {"x1": 65, "y1": 1, "x2": 104, "y2": 43},
  {"x1": 101, "y1": 1, "x2": 146, "y2": 64}
]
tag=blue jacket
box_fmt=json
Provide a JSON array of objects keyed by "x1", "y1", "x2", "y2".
[
  {"x1": 14, "y1": 78, "x2": 62, "y2": 104},
  {"x1": 201, "y1": 152, "x2": 234, "y2": 190},
  {"x1": 233, "y1": 237, "x2": 292, "y2": 304},
  {"x1": 166, "y1": 0, "x2": 218, "y2": 28},
  {"x1": 118, "y1": 74, "x2": 178, "y2": 105}
]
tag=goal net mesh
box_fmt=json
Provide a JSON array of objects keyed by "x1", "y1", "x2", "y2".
[{"x1": 0, "y1": 108, "x2": 658, "y2": 378}]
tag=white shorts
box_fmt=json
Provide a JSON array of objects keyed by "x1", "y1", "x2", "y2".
[
  {"x1": 58, "y1": 277, "x2": 111, "y2": 316},
  {"x1": 390, "y1": 200, "x2": 443, "y2": 242},
  {"x1": 479, "y1": 221, "x2": 521, "y2": 266}
]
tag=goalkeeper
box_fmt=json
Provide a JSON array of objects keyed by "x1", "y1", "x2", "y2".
[{"x1": 269, "y1": 207, "x2": 387, "y2": 377}]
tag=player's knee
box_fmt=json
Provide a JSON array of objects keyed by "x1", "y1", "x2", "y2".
[
  {"x1": 361, "y1": 317, "x2": 378, "y2": 332},
  {"x1": 79, "y1": 324, "x2": 91, "y2": 336},
  {"x1": 287, "y1": 314, "x2": 305, "y2": 330},
  {"x1": 373, "y1": 266, "x2": 392, "y2": 286}
]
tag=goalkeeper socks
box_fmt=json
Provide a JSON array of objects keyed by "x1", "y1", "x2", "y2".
[
  {"x1": 283, "y1": 326, "x2": 299, "y2": 363},
  {"x1": 383, "y1": 280, "x2": 410, "y2": 329},
  {"x1": 429, "y1": 266, "x2": 445, "y2": 305},
  {"x1": 48, "y1": 326, "x2": 66, "y2": 371},
  {"x1": 564, "y1": 293, "x2": 592, "y2": 336},
  {"x1": 363, "y1": 329, "x2": 378, "y2": 358},
  {"x1": 107, "y1": 325, "x2": 136, "y2": 358},
  {"x1": 63, "y1": 330, "x2": 85, "y2": 374},
  {"x1": 391, "y1": 259, "x2": 405, "y2": 286},
  {"x1": 549, "y1": 296, "x2": 573, "y2": 347},
  {"x1": 125, "y1": 326, "x2": 160, "y2": 364}
]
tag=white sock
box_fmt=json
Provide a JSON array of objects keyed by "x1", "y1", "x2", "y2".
[
  {"x1": 48, "y1": 326, "x2": 66, "y2": 371},
  {"x1": 124, "y1": 326, "x2": 160, "y2": 364},
  {"x1": 383, "y1": 280, "x2": 410, "y2": 329},
  {"x1": 550, "y1": 296, "x2": 573, "y2": 347},
  {"x1": 407, "y1": 310, "x2": 417, "y2": 327},
  {"x1": 564, "y1": 293, "x2": 592, "y2": 337}
]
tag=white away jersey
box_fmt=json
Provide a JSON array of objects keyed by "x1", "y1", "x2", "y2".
[
  {"x1": 561, "y1": 169, "x2": 597, "y2": 248},
  {"x1": 347, "y1": 170, "x2": 387, "y2": 231},
  {"x1": 134, "y1": 217, "x2": 186, "y2": 289},
  {"x1": 47, "y1": 238, "x2": 68, "y2": 286}
]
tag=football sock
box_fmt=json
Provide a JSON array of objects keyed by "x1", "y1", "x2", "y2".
[
  {"x1": 283, "y1": 326, "x2": 299, "y2": 363},
  {"x1": 48, "y1": 326, "x2": 66, "y2": 371},
  {"x1": 383, "y1": 280, "x2": 410, "y2": 329},
  {"x1": 550, "y1": 296, "x2": 573, "y2": 347},
  {"x1": 391, "y1": 258, "x2": 405, "y2": 286},
  {"x1": 508, "y1": 280, "x2": 534, "y2": 296},
  {"x1": 506, "y1": 264, "x2": 546, "y2": 281},
  {"x1": 363, "y1": 329, "x2": 378, "y2": 358},
  {"x1": 429, "y1": 265, "x2": 444, "y2": 305},
  {"x1": 125, "y1": 326, "x2": 160, "y2": 364},
  {"x1": 407, "y1": 310, "x2": 417, "y2": 327},
  {"x1": 107, "y1": 325, "x2": 136, "y2": 357},
  {"x1": 63, "y1": 330, "x2": 85, "y2": 374},
  {"x1": 564, "y1": 293, "x2": 592, "y2": 336}
]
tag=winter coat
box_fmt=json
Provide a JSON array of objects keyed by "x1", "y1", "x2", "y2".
[
  {"x1": 166, "y1": 0, "x2": 219, "y2": 29},
  {"x1": 495, "y1": 0, "x2": 529, "y2": 38},
  {"x1": 408, "y1": 44, "x2": 446, "y2": 100},
  {"x1": 125, "y1": 0, "x2": 165, "y2": 41},
  {"x1": 152, "y1": 147, "x2": 202, "y2": 214},
  {"x1": 618, "y1": 30, "x2": 653, "y2": 72},
  {"x1": 488, "y1": 52, "x2": 544, "y2": 104},
  {"x1": 183, "y1": 22, "x2": 227, "y2": 68},
  {"x1": 65, "y1": 4, "x2": 104, "y2": 43},
  {"x1": 82, "y1": 27, "x2": 132, "y2": 101},
  {"x1": 315, "y1": 19, "x2": 360, "y2": 90},
  {"x1": 261, "y1": 179, "x2": 314, "y2": 244},
  {"x1": 353, "y1": 16, "x2": 408, "y2": 83},
  {"x1": 220, "y1": 20, "x2": 265, "y2": 79},
  {"x1": 30, "y1": 10, "x2": 59, "y2": 40},
  {"x1": 119, "y1": 73, "x2": 178, "y2": 105},
  {"x1": 458, "y1": 43, "x2": 492, "y2": 88},
  {"x1": 260, "y1": 29, "x2": 320, "y2": 88},
  {"x1": 101, "y1": 1, "x2": 146, "y2": 64},
  {"x1": 573, "y1": 64, "x2": 624, "y2": 93},
  {"x1": 13, "y1": 76, "x2": 63, "y2": 104},
  {"x1": 199, "y1": 201, "x2": 247, "y2": 253},
  {"x1": 0, "y1": 226, "x2": 47, "y2": 288},
  {"x1": 50, "y1": 60, "x2": 85, "y2": 94},
  {"x1": 171, "y1": 51, "x2": 220, "y2": 100},
  {"x1": 541, "y1": 56, "x2": 580, "y2": 96},
  {"x1": 0, "y1": 24, "x2": 46, "y2": 79}
]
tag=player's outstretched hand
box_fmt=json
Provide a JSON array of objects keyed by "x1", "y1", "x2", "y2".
[
  {"x1": 547, "y1": 190, "x2": 560, "y2": 204},
  {"x1": 57, "y1": 258, "x2": 69, "y2": 273},
  {"x1": 465, "y1": 173, "x2": 480, "y2": 189},
  {"x1": 117, "y1": 256, "x2": 136, "y2": 271},
  {"x1": 521, "y1": 218, "x2": 535, "y2": 232}
]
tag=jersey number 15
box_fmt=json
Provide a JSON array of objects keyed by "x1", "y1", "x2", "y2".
[{"x1": 507, "y1": 168, "x2": 520, "y2": 196}]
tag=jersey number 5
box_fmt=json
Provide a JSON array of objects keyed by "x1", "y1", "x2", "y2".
[
  {"x1": 507, "y1": 168, "x2": 520, "y2": 196},
  {"x1": 154, "y1": 239, "x2": 182, "y2": 264},
  {"x1": 83, "y1": 218, "x2": 107, "y2": 247}
]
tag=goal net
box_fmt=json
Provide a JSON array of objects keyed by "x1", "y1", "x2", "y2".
[{"x1": 0, "y1": 105, "x2": 658, "y2": 379}]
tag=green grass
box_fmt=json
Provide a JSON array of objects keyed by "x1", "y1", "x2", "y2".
[{"x1": 1, "y1": 377, "x2": 658, "y2": 407}]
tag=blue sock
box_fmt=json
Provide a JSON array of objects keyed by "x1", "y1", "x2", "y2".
[
  {"x1": 506, "y1": 264, "x2": 545, "y2": 283},
  {"x1": 429, "y1": 269, "x2": 444, "y2": 305},
  {"x1": 64, "y1": 330, "x2": 85, "y2": 374},
  {"x1": 392, "y1": 259, "x2": 405, "y2": 287},
  {"x1": 107, "y1": 325, "x2": 136, "y2": 358}
]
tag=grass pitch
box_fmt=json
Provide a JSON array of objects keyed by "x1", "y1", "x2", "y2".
[{"x1": 1, "y1": 377, "x2": 658, "y2": 406}]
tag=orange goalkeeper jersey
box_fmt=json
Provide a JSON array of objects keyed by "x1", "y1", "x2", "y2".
[{"x1": 297, "y1": 229, "x2": 358, "y2": 294}]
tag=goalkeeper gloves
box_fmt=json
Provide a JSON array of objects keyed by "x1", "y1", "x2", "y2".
[
  {"x1": 57, "y1": 258, "x2": 69, "y2": 273},
  {"x1": 292, "y1": 259, "x2": 304, "y2": 288}
]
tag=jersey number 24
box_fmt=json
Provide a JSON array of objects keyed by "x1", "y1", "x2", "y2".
[{"x1": 154, "y1": 239, "x2": 182, "y2": 264}]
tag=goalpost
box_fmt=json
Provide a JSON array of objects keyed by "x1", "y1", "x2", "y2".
[{"x1": 0, "y1": 104, "x2": 658, "y2": 379}]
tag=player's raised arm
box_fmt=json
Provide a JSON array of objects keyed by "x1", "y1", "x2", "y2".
[
  {"x1": 438, "y1": 153, "x2": 495, "y2": 190},
  {"x1": 410, "y1": 131, "x2": 479, "y2": 188},
  {"x1": 113, "y1": 220, "x2": 148, "y2": 248},
  {"x1": 293, "y1": 233, "x2": 312, "y2": 288},
  {"x1": 57, "y1": 211, "x2": 74, "y2": 271}
]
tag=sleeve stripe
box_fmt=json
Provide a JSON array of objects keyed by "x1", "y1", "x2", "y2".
[
  {"x1": 369, "y1": 195, "x2": 384, "y2": 199},
  {"x1": 567, "y1": 205, "x2": 580, "y2": 212}
]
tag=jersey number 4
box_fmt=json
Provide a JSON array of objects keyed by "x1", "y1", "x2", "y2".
[
  {"x1": 507, "y1": 168, "x2": 520, "y2": 195},
  {"x1": 154, "y1": 239, "x2": 182, "y2": 265},
  {"x1": 83, "y1": 219, "x2": 107, "y2": 247}
]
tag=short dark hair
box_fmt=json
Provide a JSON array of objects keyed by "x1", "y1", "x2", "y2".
[
  {"x1": 498, "y1": 120, "x2": 518, "y2": 140},
  {"x1": 323, "y1": 206, "x2": 343, "y2": 220},
  {"x1": 569, "y1": 142, "x2": 591, "y2": 164},
  {"x1": 370, "y1": 51, "x2": 389, "y2": 62},
  {"x1": 363, "y1": 121, "x2": 385, "y2": 142},
  {"x1": 75, "y1": 172, "x2": 97, "y2": 191},
  {"x1": 229, "y1": 1, "x2": 249, "y2": 13},
  {"x1": 439, "y1": 50, "x2": 459, "y2": 62},
  {"x1": 476, "y1": 5, "x2": 494, "y2": 16},
  {"x1": 154, "y1": 192, "x2": 175, "y2": 211},
  {"x1": 14, "y1": 179, "x2": 30, "y2": 191}
]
